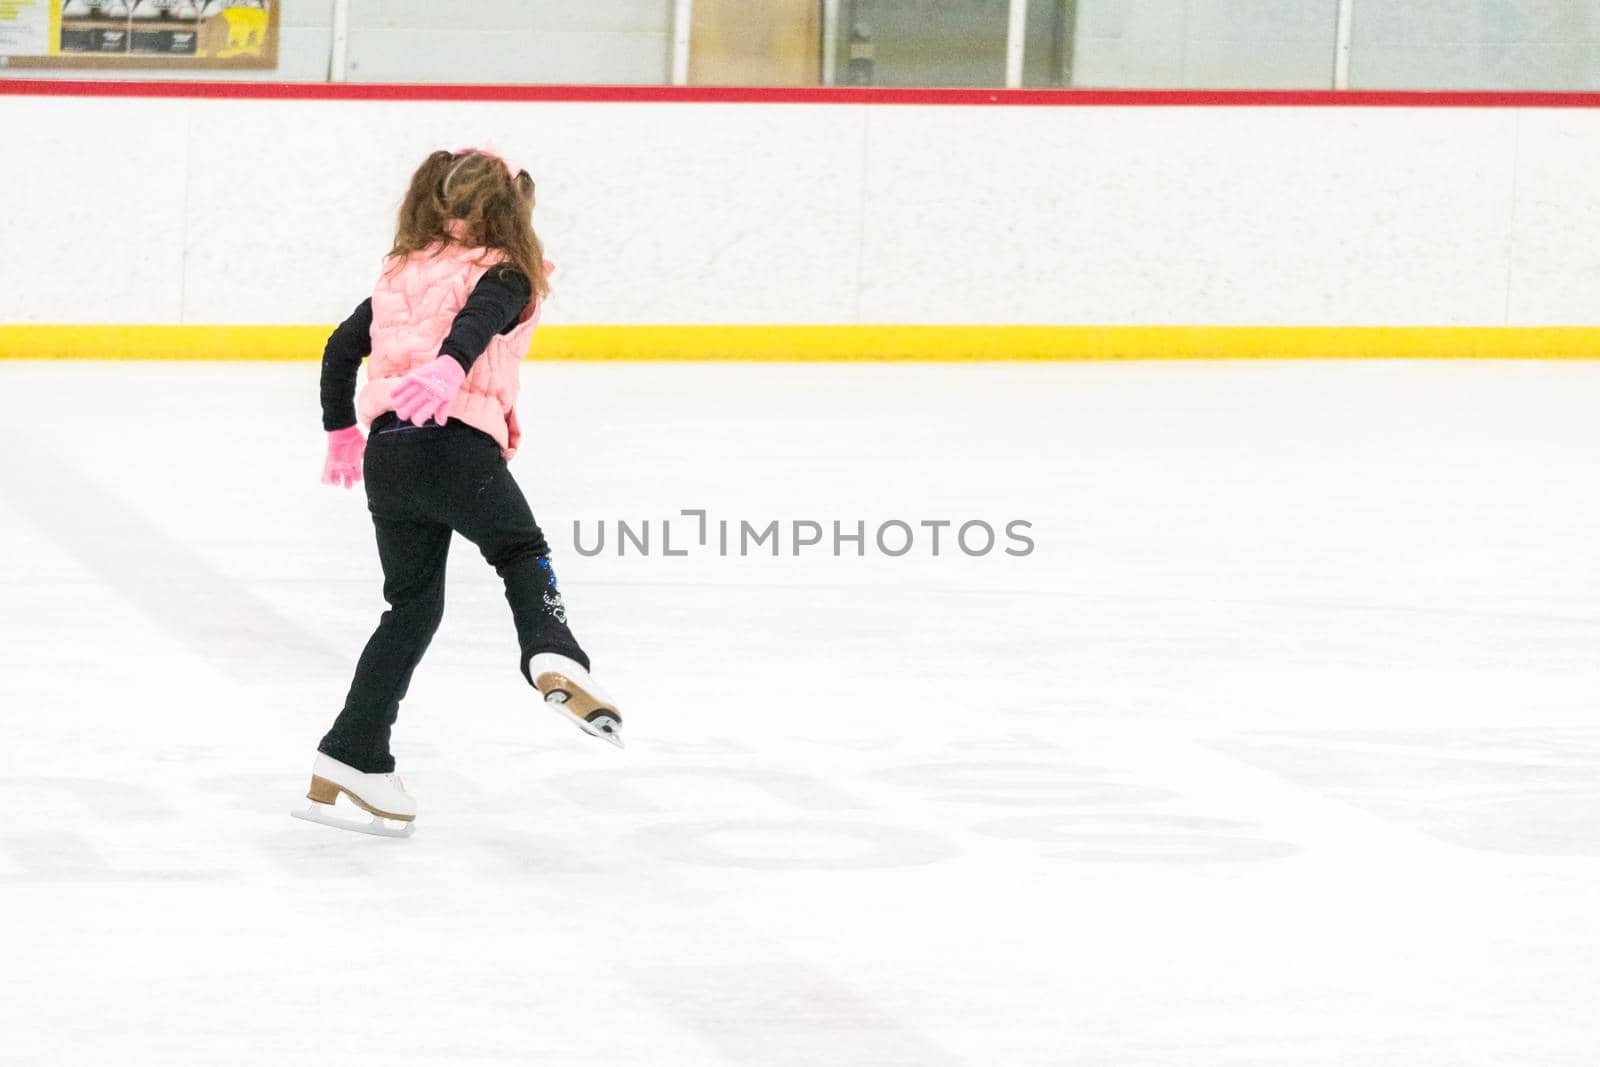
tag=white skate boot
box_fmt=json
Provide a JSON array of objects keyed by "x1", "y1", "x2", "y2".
[
  {"x1": 291, "y1": 753, "x2": 416, "y2": 838},
  {"x1": 528, "y1": 652, "x2": 623, "y2": 748}
]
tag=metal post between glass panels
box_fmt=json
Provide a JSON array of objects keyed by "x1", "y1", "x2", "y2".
[
  {"x1": 1005, "y1": 0, "x2": 1027, "y2": 89},
  {"x1": 671, "y1": 0, "x2": 693, "y2": 85},
  {"x1": 1334, "y1": 0, "x2": 1353, "y2": 89},
  {"x1": 329, "y1": 0, "x2": 349, "y2": 83},
  {"x1": 822, "y1": 0, "x2": 842, "y2": 86}
]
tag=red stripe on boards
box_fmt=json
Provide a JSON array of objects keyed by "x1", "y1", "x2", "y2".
[{"x1": 4, "y1": 81, "x2": 1600, "y2": 107}]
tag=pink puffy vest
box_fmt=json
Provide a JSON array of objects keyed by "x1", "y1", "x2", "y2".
[{"x1": 356, "y1": 241, "x2": 541, "y2": 453}]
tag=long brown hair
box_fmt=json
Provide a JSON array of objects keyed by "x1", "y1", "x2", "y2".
[{"x1": 389, "y1": 149, "x2": 549, "y2": 301}]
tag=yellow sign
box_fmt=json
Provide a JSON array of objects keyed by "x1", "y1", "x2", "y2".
[{"x1": 0, "y1": 0, "x2": 277, "y2": 68}]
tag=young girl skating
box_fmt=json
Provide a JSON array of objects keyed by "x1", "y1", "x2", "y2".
[{"x1": 295, "y1": 148, "x2": 622, "y2": 838}]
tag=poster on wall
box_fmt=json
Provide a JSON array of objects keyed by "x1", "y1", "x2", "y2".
[
  {"x1": 0, "y1": 0, "x2": 53, "y2": 57},
  {"x1": 0, "y1": 0, "x2": 277, "y2": 68}
]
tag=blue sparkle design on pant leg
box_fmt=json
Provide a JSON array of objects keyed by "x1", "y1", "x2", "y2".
[{"x1": 538, "y1": 557, "x2": 566, "y2": 622}]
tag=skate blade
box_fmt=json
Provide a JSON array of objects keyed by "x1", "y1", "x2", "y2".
[
  {"x1": 546, "y1": 693, "x2": 624, "y2": 749},
  {"x1": 291, "y1": 803, "x2": 415, "y2": 839}
]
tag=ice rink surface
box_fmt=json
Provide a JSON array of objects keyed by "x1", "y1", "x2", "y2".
[{"x1": 1, "y1": 359, "x2": 1597, "y2": 1065}]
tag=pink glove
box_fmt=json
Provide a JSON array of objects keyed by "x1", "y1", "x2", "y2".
[
  {"x1": 321, "y1": 426, "x2": 365, "y2": 489},
  {"x1": 391, "y1": 355, "x2": 466, "y2": 427},
  {"x1": 505, "y1": 407, "x2": 522, "y2": 462}
]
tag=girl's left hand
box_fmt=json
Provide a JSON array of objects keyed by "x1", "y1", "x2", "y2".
[{"x1": 505, "y1": 408, "x2": 522, "y2": 462}]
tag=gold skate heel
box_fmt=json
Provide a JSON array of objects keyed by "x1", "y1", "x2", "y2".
[{"x1": 535, "y1": 669, "x2": 624, "y2": 748}]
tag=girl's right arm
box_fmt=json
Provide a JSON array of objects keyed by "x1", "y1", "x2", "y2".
[
  {"x1": 319, "y1": 298, "x2": 374, "y2": 431},
  {"x1": 319, "y1": 298, "x2": 374, "y2": 490}
]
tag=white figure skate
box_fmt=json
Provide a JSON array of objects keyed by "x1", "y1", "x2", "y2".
[
  {"x1": 528, "y1": 652, "x2": 624, "y2": 748},
  {"x1": 291, "y1": 753, "x2": 416, "y2": 838}
]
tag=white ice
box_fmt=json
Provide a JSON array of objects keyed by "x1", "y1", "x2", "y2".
[{"x1": 0, "y1": 359, "x2": 1597, "y2": 1065}]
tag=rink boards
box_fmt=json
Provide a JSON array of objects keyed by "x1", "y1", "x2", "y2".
[{"x1": 3, "y1": 84, "x2": 1600, "y2": 360}]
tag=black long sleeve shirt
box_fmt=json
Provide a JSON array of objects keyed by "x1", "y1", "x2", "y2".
[{"x1": 320, "y1": 264, "x2": 533, "y2": 431}]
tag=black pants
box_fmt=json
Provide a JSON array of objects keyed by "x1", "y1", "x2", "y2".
[{"x1": 319, "y1": 416, "x2": 588, "y2": 773}]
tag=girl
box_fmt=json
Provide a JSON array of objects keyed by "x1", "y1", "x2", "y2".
[{"x1": 296, "y1": 148, "x2": 623, "y2": 839}]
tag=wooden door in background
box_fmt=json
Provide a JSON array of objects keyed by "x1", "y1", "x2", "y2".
[{"x1": 690, "y1": 0, "x2": 821, "y2": 86}]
